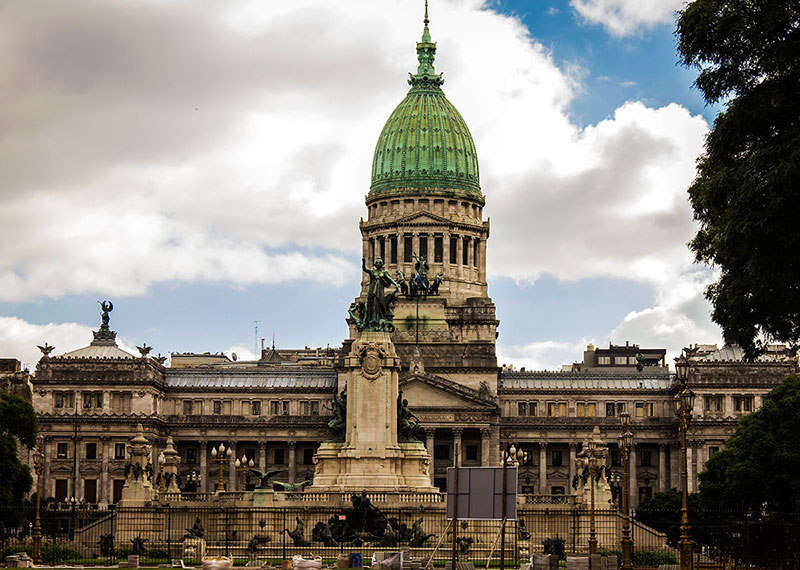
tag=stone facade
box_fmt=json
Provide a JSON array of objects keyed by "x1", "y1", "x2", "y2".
[{"x1": 4, "y1": 7, "x2": 799, "y2": 511}]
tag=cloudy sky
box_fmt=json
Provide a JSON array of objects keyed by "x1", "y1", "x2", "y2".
[{"x1": 0, "y1": 0, "x2": 723, "y2": 371}]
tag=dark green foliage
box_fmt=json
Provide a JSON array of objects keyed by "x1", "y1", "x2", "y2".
[
  {"x1": 676, "y1": 0, "x2": 800, "y2": 356},
  {"x1": 0, "y1": 393, "x2": 38, "y2": 504},
  {"x1": 698, "y1": 374, "x2": 800, "y2": 513},
  {"x1": 635, "y1": 489, "x2": 701, "y2": 547}
]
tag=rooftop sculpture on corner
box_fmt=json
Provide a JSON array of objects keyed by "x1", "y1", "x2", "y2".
[
  {"x1": 37, "y1": 343, "x2": 55, "y2": 357},
  {"x1": 92, "y1": 300, "x2": 117, "y2": 345}
]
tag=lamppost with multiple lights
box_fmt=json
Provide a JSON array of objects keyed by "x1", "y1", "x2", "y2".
[
  {"x1": 211, "y1": 443, "x2": 232, "y2": 492},
  {"x1": 618, "y1": 411, "x2": 634, "y2": 570},
  {"x1": 234, "y1": 455, "x2": 255, "y2": 491},
  {"x1": 186, "y1": 471, "x2": 202, "y2": 493},
  {"x1": 31, "y1": 435, "x2": 45, "y2": 564},
  {"x1": 500, "y1": 443, "x2": 524, "y2": 570},
  {"x1": 674, "y1": 354, "x2": 696, "y2": 570},
  {"x1": 586, "y1": 439, "x2": 599, "y2": 554}
]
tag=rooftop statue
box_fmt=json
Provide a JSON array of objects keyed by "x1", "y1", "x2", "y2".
[{"x1": 98, "y1": 300, "x2": 113, "y2": 330}]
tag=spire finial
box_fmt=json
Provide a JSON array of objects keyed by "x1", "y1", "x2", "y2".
[{"x1": 409, "y1": 0, "x2": 443, "y2": 88}]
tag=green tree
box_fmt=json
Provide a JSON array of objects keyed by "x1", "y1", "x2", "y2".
[
  {"x1": 676, "y1": 0, "x2": 800, "y2": 356},
  {"x1": 635, "y1": 488, "x2": 701, "y2": 546},
  {"x1": 698, "y1": 374, "x2": 800, "y2": 513},
  {"x1": 0, "y1": 393, "x2": 38, "y2": 504}
]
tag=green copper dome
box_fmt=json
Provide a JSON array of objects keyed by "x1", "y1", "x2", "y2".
[{"x1": 370, "y1": 5, "x2": 481, "y2": 198}]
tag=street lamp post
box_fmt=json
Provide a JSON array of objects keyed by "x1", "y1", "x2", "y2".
[
  {"x1": 618, "y1": 412, "x2": 634, "y2": 570},
  {"x1": 211, "y1": 443, "x2": 232, "y2": 492},
  {"x1": 31, "y1": 435, "x2": 45, "y2": 564},
  {"x1": 501, "y1": 443, "x2": 523, "y2": 570},
  {"x1": 674, "y1": 354, "x2": 696, "y2": 570},
  {"x1": 69, "y1": 496, "x2": 76, "y2": 541},
  {"x1": 235, "y1": 456, "x2": 254, "y2": 491},
  {"x1": 186, "y1": 471, "x2": 202, "y2": 493},
  {"x1": 587, "y1": 440, "x2": 598, "y2": 555}
]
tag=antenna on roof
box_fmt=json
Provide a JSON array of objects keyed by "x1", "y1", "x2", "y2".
[{"x1": 254, "y1": 320, "x2": 260, "y2": 358}]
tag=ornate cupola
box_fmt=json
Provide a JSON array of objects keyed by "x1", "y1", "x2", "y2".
[
  {"x1": 369, "y1": 3, "x2": 481, "y2": 199},
  {"x1": 355, "y1": 3, "x2": 498, "y2": 388}
]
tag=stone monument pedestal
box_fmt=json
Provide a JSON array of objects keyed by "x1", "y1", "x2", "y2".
[{"x1": 312, "y1": 331, "x2": 436, "y2": 493}]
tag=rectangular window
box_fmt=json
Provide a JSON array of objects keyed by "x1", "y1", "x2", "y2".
[
  {"x1": 704, "y1": 395, "x2": 723, "y2": 412},
  {"x1": 614, "y1": 356, "x2": 628, "y2": 365},
  {"x1": 462, "y1": 237, "x2": 469, "y2": 265},
  {"x1": 282, "y1": 401, "x2": 290, "y2": 415},
  {"x1": 83, "y1": 393, "x2": 93, "y2": 409},
  {"x1": 404, "y1": 236, "x2": 413, "y2": 262},
  {"x1": 183, "y1": 400, "x2": 193, "y2": 415},
  {"x1": 390, "y1": 236, "x2": 398, "y2": 264},
  {"x1": 55, "y1": 480, "x2": 68, "y2": 503},
  {"x1": 465, "y1": 444, "x2": 479, "y2": 462},
  {"x1": 274, "y1": 448, "x2": 286, "y2": 465},
  {"x1": 55, "y1": 392, "x2": 74, "y2": 408},
  {"x1": 734, "y1": 395, "x2": 753, "y2": 412},
  {"x1": 271, "y1": 401, "x2": 280, "y2": 415},
  {"x1": 433, "y1": 444, "x2": 450, "y2": 460},
  {"x1": 301, "y1": 401, "x2": 309, "y2": 416},
  {"x1": 577, "y1": 402, "x2": 597, "y2": 417},
  {"x1": 547, "y1": 402, "x2": 566, "y2": 417},
  {"x1": 434, "y1": 236, "x2": 443, "y2": 263},
  {"x1": 379, "y1": 237, "x2": 385, "y2": 261},
  {"x1": 310, "y1": 401, "x2": 319, "y2": 415},
  {"x1": 636, "y1": 402, "x2": 654, "y2": 417},
  {"x1": 617, "y1": 402, "x2": 627, "y2": 414},
  {"x1": 640, "y1": 450, "x2": 652, "y2": 467},
  {"x1": 473, "y1": 239, "x2": 479, "y2": 267},
  {"x1": 57, "y1": 443, "x2": 68, "y2": 458},
  {"x1": 115, "y1": 443, "x2": 126, "y2": 459},
  {"x1": 303, "y1": 448, "x2": 315, "y2": 465},
  {"x1": 597, "y1": 356, "x2": 611, "y2": 365},
  {"x1": 606, "y1": 403, "x2": 616, "y2": 417},
  {"x1": 450, "y1": 237, "x2": 458, "y2": 263},
  {"x1": 528, "y1": 402, "x2": 537, "y2": 416},
  {"x1": 85, "y1": 442, "x2": 97, "y2": 460},
  {"x1": 84, "y1": 479, "x2": 97, "y2": 503},
  {"x1": 709, "y1": 446, "x2": 719, "y2": 459},
  {"x1": 551, "y1": 450, "x2": 563, "y2": 467},
  {"x1": 252, "y1": 401, "x2": 261, "y2": 415},
  {"x1": 186, "y1": 447, "x2": 198, "y2": 464},
  {"x1": 213, "y1": 400, "x2": 222, "y2": 415},
  {"x1": 419, "y1": 236, "x2": 428, "y2": 260},
  {"x1": 518, "y1": 402, "x2": 527, "y2": 416},
  {"x1": 610, "y1": 450, "x2": 621, "y2": 467}
]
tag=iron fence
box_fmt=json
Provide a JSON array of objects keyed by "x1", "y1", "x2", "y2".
[{"x1": 0, "y1": 504, "x2": 797, "y2": 568}]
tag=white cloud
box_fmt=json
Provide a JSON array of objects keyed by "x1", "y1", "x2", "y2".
[
  {"x1": 570, "y1": 0, "x2": 684, "y2": 36},
  {"x1": 0, "y1": 0, "x2": 716, "y2": 364},
  {"x1": 498, "y1": 338, "x2": 591, "y2": 371},
  {"x1": 0, "y1": 317, "x2": 138, "y2": 371}
]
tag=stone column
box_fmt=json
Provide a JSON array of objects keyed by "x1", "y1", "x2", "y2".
[
  {"x1": 480, "y1": 429, "x2": 492, "y2": 466},
  {"x1": 452, "y1": 429, "x2": 463, "y2": 467},
  {"x1": 539, "y1": 443, "x2": 548, "y2": 494},
  {"x1": 478, "y1": 236, "x2": 488, "y2": 283},
  {"x1": 658, "y1": 443, "x2": 668, "y2": 492},
  {"x1": 412, "y1": 232, "x2": 419, "y2": 260},
  {"x1": 74, "y1": 436, "x2": 82, "y2": 500},
  {"x1": 100, "y1": 437, "x2": 110, "y2": 506},
  {"x1": 398, "y1": 233, "x2": 405, "y2": 273},
  {"x1": 443, "y1": 231, "x2": 451, "y2": 273},
  {"x1": 258, "y1": 442, "x2": 267, "y2": 472},
  {"x1": 199, "y1": 440, "x2": 208, "y2": 494},
  {"x1": 43, "y1": 437, "x2": 53, "y2": 501},
  {"x1": 629, "y1": 444, "x2": 638, "y2": 508},
  {"x1": 456, "y1": 234, "x2": 463, "y2": 276},
  {"x1": 288, "y1": 441, "x2": 297, "y2": 484},
  {"x1": 228, "y1": 442, "x2": 237, "y2": 491},
  {"x1": 425, "y1": 429, "x2": 436, "y2": 485},
  {"x1": 568, "y1": 443, "x2": 577, "y2": 487}
]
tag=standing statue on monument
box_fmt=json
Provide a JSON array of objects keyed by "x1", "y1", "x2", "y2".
[
  {"x1": 98, "y1": 300, "x2": 113, "y2": 329},
  {"x1": 324, "y1": 389, "x2": 347, "y2": 443},
  {"x1": 362, "y1": 257, "x2": 399, "y2": 331},
  {"x1": 397, "y1": 391, "x2": 422, "y2": 443},
  {"x1": 412, "y1": 253, "x2": 429, "y2": 292}
]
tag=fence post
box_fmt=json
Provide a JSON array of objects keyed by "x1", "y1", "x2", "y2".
[
  {"x1": 282, "y1": 507, "x2": 287, "y2": 562},
  {"x1": 571, "y1": 509, "x2": 577, "y2": 553},
  {"x1": 225, "y1": 507, "x2": 230, "y2": 558},
  {"x1": 167, "y1": 503, "x2": 172, "y2": 563}
]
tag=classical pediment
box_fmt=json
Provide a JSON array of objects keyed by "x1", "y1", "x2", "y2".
[
  {"x1": 399, "y1": 372, "x2": 498, "y2": 411},
  {"x1": 394, "y1": 211, "x2": 452, "y2": 226}
]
